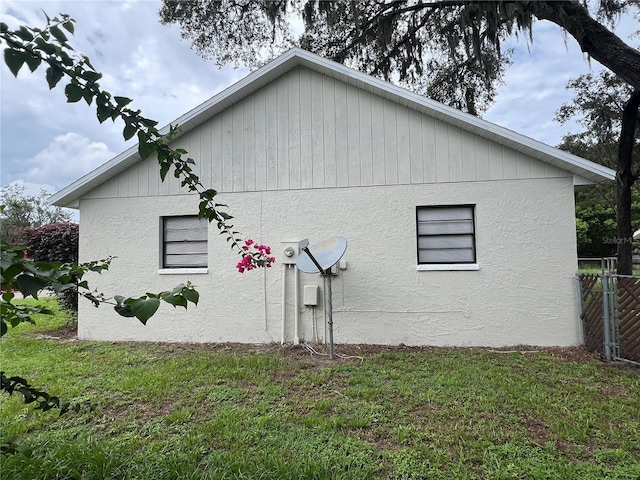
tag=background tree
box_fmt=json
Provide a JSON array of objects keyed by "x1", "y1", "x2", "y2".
[
  {"x1": 160, "y1": 0, "x2": 514, "y2": 116},
  {"x1": 0, "y1": 183, "x2": 73, "y2": 245},
  {"x1": 160, "y1": 1, "x2": 640, "y2": 102},
  {"x1": 160, "y1": 0, "x2": 640, "y2": 272},
  {"x1": 557, "y1": 71, "x2": 640, "y2": 270}
]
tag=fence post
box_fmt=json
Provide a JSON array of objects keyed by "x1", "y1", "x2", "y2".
[
  {"x1": 575, "y1": 274, "x2": 585, "y2": 344},
  {"x1": 602, "y1": 273, "x2": 612, "y2": 361}
]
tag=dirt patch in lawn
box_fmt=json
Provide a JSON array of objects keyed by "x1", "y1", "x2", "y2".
[
  {"x1": 34, "y1": 326, "x2": 637, "y2": 372},
  {"x1": 35, "y1": 323, "x2": 78, "y2": 342}
]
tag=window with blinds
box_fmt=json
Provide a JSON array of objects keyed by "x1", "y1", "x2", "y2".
[
  {"x1": 416, "y1": 205, "x2": 476, "y2": 264},
  {"x1": 162, "y1": 216, "x2": 208, "y2": 268}
]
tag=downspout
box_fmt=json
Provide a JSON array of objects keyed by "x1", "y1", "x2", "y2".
[
  {"x1": 281, "y1": 264, "x2": 287, "y2": 344},
  {"x1": 294, "y1": 265, "x2": 300, "y2": 344},
  {"x1": 264, "y1": 269, "x2": 268, "y2": 331}
]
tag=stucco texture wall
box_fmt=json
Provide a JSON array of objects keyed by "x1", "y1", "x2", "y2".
[{"x1": 78, "y1": 176, "x2": 580, "y2": 347}]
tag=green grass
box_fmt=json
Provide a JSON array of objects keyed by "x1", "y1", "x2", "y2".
[
  {"x1": 578, "y1": 267, "x2": 640, "y2": 275},
  {"x1": 1, "y1": 302, "x2": 639, "y2": 479}
]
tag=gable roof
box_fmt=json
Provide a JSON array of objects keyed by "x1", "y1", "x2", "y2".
[{"x1": 50, "y1": 47, "x2": 615, "y2": 208}]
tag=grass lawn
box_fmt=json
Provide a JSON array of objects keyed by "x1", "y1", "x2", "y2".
[{"x1": 1, "y1": 299, "x2": 639, "y2": 479}]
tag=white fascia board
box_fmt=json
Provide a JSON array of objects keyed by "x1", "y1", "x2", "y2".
[{"x1": 573, "y1": 175, "x2": 597, "y2": 186}]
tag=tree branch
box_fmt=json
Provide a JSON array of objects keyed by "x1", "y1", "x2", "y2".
[{"x1": 530, "y1": 1, "x2": 640, "y2": 91}]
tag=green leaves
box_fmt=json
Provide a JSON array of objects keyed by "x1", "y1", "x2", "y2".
[
  {"x1": 137, "y1": 131, "x2": 158, "y2": 159},
  {"x1": 114, "y1": 96, "x2": 132, "y2": 108},
  {"x1": 80, "y1": 70, "x2": 102, "y2": 82},
  {"x1": 0, "y1": 240, "x2": 116, "y2": 333},
  {"x1": 130, "y1": 297, "x2": 161, "y2": 322},
  {"x1": 1, "y1": 372, "x2": 93, "y2": 416},
  {"x1": 4, "y1": 49, "x2": 27, "y2": 77},
  {"x1": 1, "y1": 239, "x2": 200, "y2": 333},
  {"x1": 15, "y1": 274, "x2": 48, "y2": 298},
  {"x1": 45, "y1": 64, "x2": 64, "y2": 89},
  {"x1": 64, "y1": 82, "x2": 84, "y2": 102},
  {"x1": 182, "y1": 286, "x2": 199, "y2": 305},
  {"x1": 24, "y1": 53, "x2": 41, "y2": 72},
  {"x1": 49, "y1": 25, "x2": 68, "y2": 44},
  {"x1": 123, "y1": 123, "x2": 137, "y2": 141},
  {"x1": 2, "y1": 11, "x2": 251, "y2": 263},
  {"x1": 15, "y1": 26, "x2": 35, "y2": 41},
  {"x1": 62, "y1": 20, "x2": 74, "y2": 35},
  {"x1": 113, "y1": 283, "x2": 199, "y2": 325}
]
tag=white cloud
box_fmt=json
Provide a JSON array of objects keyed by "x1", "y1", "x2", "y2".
[
  {"x1": 4, "y1": 179, "x2": 59, "y2": 198},
  {"x1": 1, "y1": 0, "x2": 247, "y2": 194},
  {"x1": 21, "y1": 133, "x2": 115, "y2": 189}
]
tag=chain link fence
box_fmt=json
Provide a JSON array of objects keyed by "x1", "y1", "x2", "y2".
[{"x1": 577, "y1": 272, "x2": 640, "y2": 366}]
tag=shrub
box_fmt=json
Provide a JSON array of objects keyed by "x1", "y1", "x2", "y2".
[
  {"x1": 21, "y1": 222, "x2": 79, "y2": 314},
  {"x1": 20, "y1": 222, "x2": 78, "y2": 263}
]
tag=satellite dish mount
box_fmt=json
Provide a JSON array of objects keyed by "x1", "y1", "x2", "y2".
[{"x1": 296, "y1": 237, "x2": 347, "y2": 360}]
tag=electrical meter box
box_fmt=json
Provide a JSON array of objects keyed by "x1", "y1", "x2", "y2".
[{"x1": 280, "y1": 239, "x2": 308, "y2": 265}]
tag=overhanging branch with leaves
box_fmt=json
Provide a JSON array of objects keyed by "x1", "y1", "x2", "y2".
[{"x1": 0, "y1": 13, "x2": 274, "y2": 270}]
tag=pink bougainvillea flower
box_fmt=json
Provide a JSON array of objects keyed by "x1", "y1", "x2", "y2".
[{"x1": 236, "y1": 240, "x2": 276, "y2": 273}]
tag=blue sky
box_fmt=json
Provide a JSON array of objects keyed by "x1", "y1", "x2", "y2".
[{"x1": 1, "y1": 0, "x2": 638, "y2": 197}]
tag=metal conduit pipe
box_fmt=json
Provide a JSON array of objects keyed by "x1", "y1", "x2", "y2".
[
  {"x1": 281, "y1": 263, "x2": 287, "y2": 344},
  {"x1": 294, "y1": 265, "x2": 300, "y2": 344}
]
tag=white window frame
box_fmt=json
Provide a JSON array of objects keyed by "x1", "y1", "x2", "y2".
[
  {"x1": 158, "y1": 215, "x2": 208, "y2": 274},
  {"x1": 416, "y1": 205, "x2": 479, "y2": 271}
]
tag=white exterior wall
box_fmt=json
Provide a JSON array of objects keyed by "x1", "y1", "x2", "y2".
[{"x1": 78, "y1": 176, "x2": 580, "y2": 347}]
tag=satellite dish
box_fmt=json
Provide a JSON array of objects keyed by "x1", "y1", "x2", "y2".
[
  {"x1": 296, "y1": 237, "x2": 347, "y2": 274},
  {"x1": 296, "y1": 236, "x2": 347, "y2": 360}
]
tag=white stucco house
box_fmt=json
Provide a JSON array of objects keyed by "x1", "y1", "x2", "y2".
[{"x1": 50, "y1": 48, "x2": 615, "y2": 347}]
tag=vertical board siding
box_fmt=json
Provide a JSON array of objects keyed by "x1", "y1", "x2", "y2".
[
  {"x1": 210, "y1": 117, "x2": 223, "y2": 192},
  {"x1": 253, "y1": 89, "x2": 267, "y2": 191},
  {"x1": 489, "y1": 142, "x2": 504, "y2": 180},
  {"x1": 221, "y1": 109, "x2": 234, "y2": 193},
  {"x1": 276, "y1": 78, "x2": 290, "y2": 190},
  {"x1": 265, "y1": 82, "x2": 278, "y2": 190},
  {"x1": 299, "y1": 68, "x2": 313, "y2": 189},
  {"x1": 82, "y1": 66, "x2": 571, "y2": 200},
  {"x1": 384, "y1": 99, "x2": 398, "y2": 184},
  {"x1": 232, "y1": 103, "x2": 244, "y2": 191},
  {"x1": 334, "y1": 80, "x2": 348, "y2": 187},
  {"x1": 447, "y1": 126, "x2": 463, "y2": 182},
  {"x1": 502, "y1": 147, "x2": 518, "y2": 180},
  {"x1": 516, "y1": 151, "x2": 531, "y2": 179},
  {"x1": 371, "y1": 94, "x2": 386, "y2": 185},
  {"x1": 408, "y1": 109, "x2": 424, "y2": 184},
  {"x1": 322, "y1": 75, "x2": 337, "y2": 188},
  {"x1": 422, "y1": 116, "x2": 437, "y2": 183},
  {"x1": 347, "y1": 84, "x2": 361, "y2": 186},
  {"x1": 359, "y1": 90, "x2": 373, "y2": 186},
  {"x1": 396, "y1": 106, "x2": 411, "y2": 184},
  {"x1": 475, "y1": 137, "x2": 491, "y2": 182},
  {"x1": 288, "y1": 73, "x2": 301, "y2": 190},
  {"x1": 530, "y1": 152, "x2": 547, "y2": 178},
  {"x1": 461, "y1": 131, "x2": 477, "y2": 182},
  {"x1": 200, "y1": 120, "x2": 213, "y2": 193},
  {"x1": 434, "y1": 121, "x2": 449, "y2": 182},
  {"x1": 311, "y1": 71, "x2": 326, "y2": 188}
]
